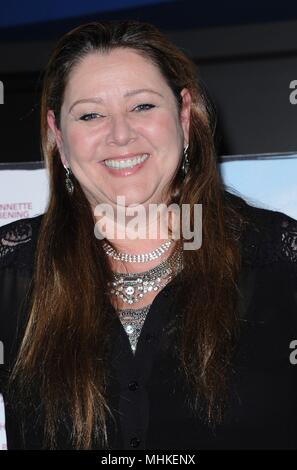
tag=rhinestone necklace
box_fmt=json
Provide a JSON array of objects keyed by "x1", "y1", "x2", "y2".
[
  {"x1": 102, "y1": 238, "x2": 173, "y2": 263},
  {"x1": 108, "y1": 245, "x2": 183, "y2": 305},
  {"x1": 117, "y1": 303, "x2": 152, "y2": 354}
]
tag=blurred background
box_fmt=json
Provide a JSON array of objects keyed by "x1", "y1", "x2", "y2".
[{"x1": 0, "y1": 0, "x2": 296, "y2": 223}]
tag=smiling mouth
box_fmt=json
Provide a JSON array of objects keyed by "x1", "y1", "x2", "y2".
[{"x1": 102, "y1": 153, "x2": 150, "y2": 170}]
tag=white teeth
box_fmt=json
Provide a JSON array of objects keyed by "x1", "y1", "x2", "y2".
[{"x1": 104, "y1": 154, "x2": 149, "y2": 169}]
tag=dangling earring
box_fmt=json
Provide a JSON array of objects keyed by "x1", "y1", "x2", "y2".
[
  {"x1": 181, "y1": 143, "x2": 189, "y2": 176},
  {"x1": 63, "y1": 164, "x2": 74, "y2": 195}
]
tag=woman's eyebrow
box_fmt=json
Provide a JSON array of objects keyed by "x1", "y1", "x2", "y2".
[
  {"x1": 123, "y1": 88, "x2": 164, "y2": 98},
  {"x1": 68, "y1": 97, "x2": 102, "y2": 113},
  {"x1": 68, "y1": 89, "x2": 164, "y2": 113}
]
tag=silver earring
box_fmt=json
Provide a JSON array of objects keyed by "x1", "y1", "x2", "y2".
[
  {"x1": 64, "y1": 165, "x2": 74, "y2": 195},
  {"x1": 181, "y1": 144, "x2": 189, "y2": 176}
]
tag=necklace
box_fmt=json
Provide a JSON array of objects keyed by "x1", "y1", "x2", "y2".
[
  {"x1": 108, "y1": 245, "x2": 183, "y2": 305},
  {"x1": 117, "y1": 303, "x2": 152, "y2": 354},
  {"x1": 102, "y1": 239, "x2": 173, "y2": 263}
]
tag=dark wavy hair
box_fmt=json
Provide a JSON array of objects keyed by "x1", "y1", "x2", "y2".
[{"x1": 10, "y1": 20, "x2": 249, "y2": 449}]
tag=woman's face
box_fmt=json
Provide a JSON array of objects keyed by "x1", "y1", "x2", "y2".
[{"x1": 48, "y1": 48, "x2": 191, "y2": 211}]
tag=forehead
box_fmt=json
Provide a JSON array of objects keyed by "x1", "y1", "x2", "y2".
[{"x1": 64, "y1": 48, "x2": 172, "y2": 102}]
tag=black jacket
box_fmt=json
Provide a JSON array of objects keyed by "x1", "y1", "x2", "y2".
[{"x1": 0, "y1": 194, "x2": 296, "y2": 449}]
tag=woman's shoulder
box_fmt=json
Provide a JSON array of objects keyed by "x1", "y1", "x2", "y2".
[
  {"x1": 0, "y1": 214, "x2": 44, "y2": 270},
  {"x1": 225, "y1": 190, "x2": 297, "y2": 269}
]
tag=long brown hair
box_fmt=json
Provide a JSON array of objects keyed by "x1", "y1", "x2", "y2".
[{"x1": 10, "y1": 20, "x2": 250, "y2": 449}]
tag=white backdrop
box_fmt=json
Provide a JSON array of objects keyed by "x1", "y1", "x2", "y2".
[
  {"x1": 0, "y1": 162, "x2": 49, "y2": 227},
  {"x1": 0, "y1": 155, "x2": 296, "y2": 449}
]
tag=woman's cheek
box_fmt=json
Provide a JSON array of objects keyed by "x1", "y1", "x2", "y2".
[{"x1": 67, "y1": 130, "x2": 94, "y2": 159}]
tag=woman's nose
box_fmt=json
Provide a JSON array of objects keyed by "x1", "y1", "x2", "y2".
[{"x1": 106, "y1": 114, "x2": 137, "y2": 146}]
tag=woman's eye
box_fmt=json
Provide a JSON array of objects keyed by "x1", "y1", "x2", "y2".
[
  {"x1": 133, "y1": 104, "x2": 155, "y2": 112},
  {"x1": 79, "y1": 113, "x2": 102, "y2": 121}
]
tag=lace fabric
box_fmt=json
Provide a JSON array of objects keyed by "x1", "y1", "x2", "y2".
[
  {"x1": 0, "y1": 218, "x2": 34, "y2": 269},
  {"x1": 280, "y1": 217, "x2": 297, "y2": 263},
  {"x1": 0, "y1": 220, "x2": 32, "y2": 253},
  {"x1": 239, "y1": 206, "x2": 297, "y2": 267}
]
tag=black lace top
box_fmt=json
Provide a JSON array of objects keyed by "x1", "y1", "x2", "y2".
[{"x1": 0, "y1": 194, "x2": 296, "y2": 450}]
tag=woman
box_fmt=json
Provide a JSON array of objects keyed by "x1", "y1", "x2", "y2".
[{"x1": 0, "y1": 20, "x2": 296, "y2": 450}]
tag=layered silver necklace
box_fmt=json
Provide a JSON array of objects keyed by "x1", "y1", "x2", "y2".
[
  {"x1": 106, "y1": 243, "x2": 183, "y2": 305},
  {"x1": 104, "y1": 240, "x2": 184, "y2": 354}
]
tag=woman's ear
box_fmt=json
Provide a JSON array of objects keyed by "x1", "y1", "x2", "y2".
[
  {"x1": 179, "y1": 88, "x2": 192, "y2": 146},
  {"x1": 47, "y1": 110, "x2": 68, "y2": 167}
]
